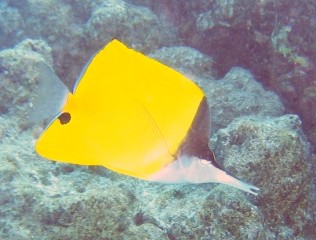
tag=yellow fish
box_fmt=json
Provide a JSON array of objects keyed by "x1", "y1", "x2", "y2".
[{"x1": 35, "y1": 39, "x2": 259, "y2": 195}]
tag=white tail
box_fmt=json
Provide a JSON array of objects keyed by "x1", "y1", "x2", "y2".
[{"x1": 149, "y1": 155, "x2": 259, "y2": 195}]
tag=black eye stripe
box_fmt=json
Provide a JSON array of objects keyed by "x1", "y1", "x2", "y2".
[{"x1": 58, "y1": 112, "x2": 71, "y2": 125}]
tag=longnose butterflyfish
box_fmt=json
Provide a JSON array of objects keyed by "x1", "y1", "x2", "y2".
[{"x1": 34, "y1": 39, "x2": 259, "y2": 195}]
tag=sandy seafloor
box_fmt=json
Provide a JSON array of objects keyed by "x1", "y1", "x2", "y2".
[{"x1": 0, "y1": 0, "x2": 316, "y2": 239}]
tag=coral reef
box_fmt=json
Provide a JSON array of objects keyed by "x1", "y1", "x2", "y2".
[
  {"x1": 2, "y1": 0, "x2": 176, "y2": 87},
  {"x1": 132, "y1": 0, "x2": 316, "y2": 152},
  {"x1": 204, "y1": 67, "x2": 285, "y2": 131},
  {"x1": 213, "y1": 114, "x2": 312, "y2": 236},
  {"x1": 150, "y1": 45, "x2": 214, "y2": 80},
  {"x1": 0, "y1": 0, "x2": 315, "y2": 239},
  {"x1": 0, "y1": 39, "x2": 52, "y2": 124}
]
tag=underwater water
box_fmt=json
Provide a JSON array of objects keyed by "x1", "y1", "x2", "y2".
[{"x1": 0, "y1": 0, "x2": 315, "y2": 239}]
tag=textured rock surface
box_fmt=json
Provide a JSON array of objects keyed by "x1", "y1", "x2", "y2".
[
  {"x1": 0, "y1": 39, "x2": 52, "y2": 123},
  {"x1": 213, "y1": 114, "x2": 312, "y2": 236},
  {"x1": 1, "y1": 110, "x2": 313, "y2": 239},
  {"x1": 205, "y1": 67, "x2": 285, "y2": 131},
  {"x1": 150, "y1": 45, "x2": 214, "y2": 80},
  {"x1": 86, "y1": 0, "x2": 175, "y2": 53},
  {"x1": 1, "y1": 47, "x2": 314, "y2": 238},
  {"x1": 0, "y1": 0, "x2": 315, "y2": 239},
  {"x1": 0, "y1": 2, "x2": 24, "y2": 48},
  {"x1": 2, "y1": 0, "x2": 176, "y2": 87},
  {"x1": 130, "y1": 0, "x2": 316, "y2": 152}
]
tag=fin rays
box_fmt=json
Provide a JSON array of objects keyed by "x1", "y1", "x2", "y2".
[
  {"x1": 136, "y1": 99, "x2": 172, "y2": 158},
  {"x1": 29, "y1": 62, "x2": 69, "y2": 124}
]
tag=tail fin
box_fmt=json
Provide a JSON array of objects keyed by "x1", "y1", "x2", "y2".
[
  {"x1": 149, "y1": 155, "x2": 260, "y2": 195},
  {"x1": 28, "y1": 62, "x2": 69, "y2": 124}
]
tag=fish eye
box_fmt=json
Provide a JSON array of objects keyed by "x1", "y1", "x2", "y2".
[{"x1": 58, "y1": 112, "x2": 71, "y2": 125}]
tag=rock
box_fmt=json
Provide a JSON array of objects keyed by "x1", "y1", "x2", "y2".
[
  {"x1": 200, "y1": 186, "x2": 271, "y2": 239},
  {"x1": 132, "y1": 184, "x2": 270, "y2": 240},
  {"x1": 2, "y1": 0, "x2": 176, "y2": 87},
  {"x1": 213, "y1": 114, "x2": 312, "y2": 236},
  {"x1": 0, "y1": 1, "x2": 315, "y2": 238},
  {"x1": 86, "y1": 0, "x2": 175, "y2": 53},
  {"x1": 126, "y1": 224, "x2": 169, "y2": 240},
  {"x1": 38, "y1": 187, "x2": 135, "y2": 239},
  {"x1": 205, "y1": 67, "x2": 285, "y2": 131},
  {"x1": 150, "y1": 45, "x2": 214, "y2": 80},
  {"x1": 0, "y1": 39, "x2": 52, "y2": 124},
  {"x1": 0, "y1": 3, "x2": 24, "y2": 48}
]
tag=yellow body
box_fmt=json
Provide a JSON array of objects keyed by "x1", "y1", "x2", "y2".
[{"x1": 36, "y1": 40, "x2": 204, "y2": 179}]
